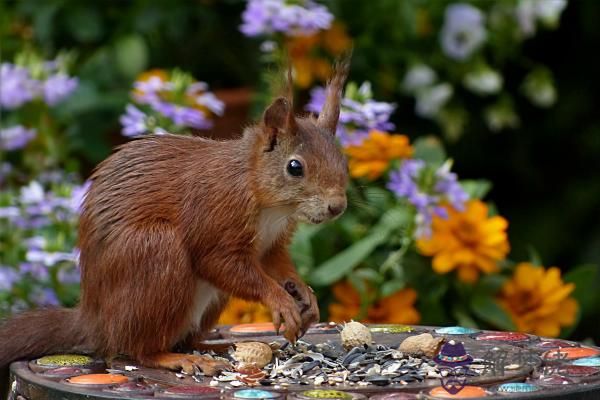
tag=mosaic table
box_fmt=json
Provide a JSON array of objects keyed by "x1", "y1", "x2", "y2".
[{"x1": 8, "y1": 324, "x2": 600, "y2": 399}]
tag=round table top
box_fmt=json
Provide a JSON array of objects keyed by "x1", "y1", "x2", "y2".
[{"x1": 8, "y1": 323, "x2": 600, "y2": 399}]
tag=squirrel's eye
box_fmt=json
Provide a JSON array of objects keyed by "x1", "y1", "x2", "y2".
[{"x1": 287, "y1": 159, "x2": 304, "y2": 177}]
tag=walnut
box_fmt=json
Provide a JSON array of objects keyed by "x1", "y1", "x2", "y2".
[{"x1": 233, "y1": 342, "x2": 273, "y2": 369}]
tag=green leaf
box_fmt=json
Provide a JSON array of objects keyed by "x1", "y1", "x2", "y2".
[
  {"x1": 452, "y1": 305, "x2": 479, "y2": 329},
  {"x1": 413, "y1": 136, "x2": 446, "y2": 165},
  {"x1": 363, "y1": 186, "x2": 393, "y2": 210},
  {"x1": 460, "y1": 179, "x2": 492, "y2": 200},
  {"x1": 380, "y1": 279, "x2": 406, "y2": 297},
  {"x1": 526, "y1": 246, "x2": 543, "y2": 266},
  {"x1": 564, "y1": 264, "x2": 600, "y2": 318},
  {"x1": 470, "y1": 293, "x2": 516, "y2": 331},
  {"x1": 290, "y1": 224, "x2": 323, "y2": 276},
  {"x1": 352, "y1": 268, "x2": 383, "y2": 284},
  {"x1": 309, "y1": 228, "x2": 389, "y2": 286},
  {"x1": 113, "y1": 34, "x2": 149, "y2": 79},
  {"x1": 476, "y1": 274, "x2": 507, "y2": 294},
  {"x1": 309, "y1": 208, "x2": 409, "y2": 286}
]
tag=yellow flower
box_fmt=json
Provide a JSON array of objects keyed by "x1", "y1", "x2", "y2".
[
  {"x1": 218, "y1": 297, "x2": 272, "y2": 325},
  {"x1": 344, "y1": 130, "x2": 413, "y2": 180},
  {"x1": 328, "y1": 281, "x2": 420, "y2": 324},
  {"x1": 497, "y1": 263, "x2": 578, "y2": 337},
  {"x1": 417, "y1": 200, "x2": 510, "y2": 283}
]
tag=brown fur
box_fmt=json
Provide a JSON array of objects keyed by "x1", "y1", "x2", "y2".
[{"x1": 0, "y1": 56, "x2": 351, "y2": 373}]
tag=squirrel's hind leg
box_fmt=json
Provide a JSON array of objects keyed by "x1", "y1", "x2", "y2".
[{"x1": 80, "y1": 222, "x2": 197, "y2": 362}]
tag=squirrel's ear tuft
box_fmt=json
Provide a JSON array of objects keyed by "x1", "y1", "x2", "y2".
[{"x1": 317, "y1": 53, "x2": 352, "y2": 135}]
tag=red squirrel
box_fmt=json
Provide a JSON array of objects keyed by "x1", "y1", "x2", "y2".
[{"x1": 0, "y1": 58, "x2": 350, "y2": 375}]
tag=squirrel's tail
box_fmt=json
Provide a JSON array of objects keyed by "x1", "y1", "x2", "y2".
[{"x1": 0, "y1": 307, "x2": 89, "y2": 369}]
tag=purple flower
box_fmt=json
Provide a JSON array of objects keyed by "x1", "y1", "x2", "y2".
[
  {"x1": 0, "y1": 206, "x2": 20, "y2": 220},
  {"x1": 440, "y1": 3, "x2": 486, "y2": 61},
  {"x1": 31, "y1": 287, "x2": 60, "y2": 306},
  {"x1": 58, "y1": 264, "x2": 81, "y2": 284},
  {"x1": 24, "y1": 236, "x2": 47, "y2": 250},
  {"x1": 0, "y1": 266, "x2": 19, "y2": 291},
  {"x1": 306, "y1": 82, "x2": 396, "y2": 146},
  {"x1": 133, "y1": 76, "x2": 173, "y2": 105},
  {"x1": 19, "y1": 262, "x2": 50, "y2": 281},
  {"x1": 192, "y1": 92, "x2": 225, "y2": 116},
  {"x1": 387, "y1": 160, "x2": 469, "y2": 238},
  {"x1": 70, "y1": 181, "x2": 91, "y2": 213},
  {"x1": 43, "y1": 73, "x2": 78, "y2": 105},
  {"x1": 0, "y1": 63, "x2": 39, "y2": 109},
  {"x1": 120, "y1": 104, "x2": 150, "y2": 137},
  {"x1": 186, "y1": 81, "x2": 208, "y2": 93},
  {"x1": 0, "y1": 162, "x2": 12, "y2": 184},
  {"x1": 0, "y1": 125, "x2": 37, "y2": 151},
  {"x1": 434, "y1": 163, "x2": 469, "y2": 211},
  {"x1": 240, "y1": 0, "x2": 333, "y2": 37},
  {"x1": 152, "y1": 102, "x2": 212, "y2": 129}
]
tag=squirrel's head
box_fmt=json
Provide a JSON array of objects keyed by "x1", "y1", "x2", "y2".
[{"x1": 251, "y1": 57, "x2": 350, "y2": 224}]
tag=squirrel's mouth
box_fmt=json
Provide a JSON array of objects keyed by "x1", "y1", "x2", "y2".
[{"x1": 297, "y1": 212, "x2": 326, "y2": 225}]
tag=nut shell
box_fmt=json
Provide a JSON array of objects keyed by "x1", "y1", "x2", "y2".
[
  {"x1": 340, "y1": 321, "x2": 372, "y2": 349},
  {"x1": 233, "y1": 342, "x2": 273, "y2": 368},
  {"x1": 398, "y1": 333, "x2": 444, "y2": 357}
]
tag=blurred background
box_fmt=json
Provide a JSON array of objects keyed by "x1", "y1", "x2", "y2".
[{"x1": 1, "y1": 0, "x2": 599, "y2": 343}]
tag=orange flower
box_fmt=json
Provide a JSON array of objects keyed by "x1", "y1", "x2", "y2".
[
  {"x1": 218, "y1": 297, "x2": 272, "y2": 325},
  {"x1": 497, "y1": 263, "x2": 578, "y2": 337},
  {"x1": 321, "y1": 23, "x2": 352, "y2": 55},
  {"x1": 328, "y1": 281, "x2": 420, "y2": 324},
  {"x1": 417, "y1": 200, "x2": 510, "y2": 283},
  {"x1": 344, "y1": 130, "x2": 413, "y2": 180},
  {"x1": 287, "y1": 23, "x2": 351, "y2": 89}
]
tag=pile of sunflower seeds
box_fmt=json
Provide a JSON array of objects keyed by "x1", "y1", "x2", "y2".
[{"x1": 208, "y1": 340, "x2": 481, "y2": 388}]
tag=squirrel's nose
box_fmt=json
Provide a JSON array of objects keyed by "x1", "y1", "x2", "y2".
[{"x1": 328, "y1": 203, "x2": 345, "y2": 217}]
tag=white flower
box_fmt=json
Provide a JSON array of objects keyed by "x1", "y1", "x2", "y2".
[
  {"x1": 463, "y1": 67, "x2": 503, "y2": 95},
  {"x1": 484, "y1": 99, "x2": 520, "y2": 132},
  {"x1": 26, "y1": 249, "x2": 77, "y2": 267},
  {"x1": 402, "y1": 64, "x2": 437, "y2": 93},
  {"x1": 521, "y1": 69, "x2": 557, "y2": 108},
  {"x1": 440, "y1": 3, "x2": 487, "y2": 61},
  {"x1": 415, "y1": 83, "x2": 454, "y2": 118},
  {"x1": 516, "y1": 0, "x2": 568, "y2": 37},
  {"x1": 20, "y1": 181, "x2": 45, "y2": 204},
  {"x1": 536, "y1": 0, "x2": 568, "y2": 26}
]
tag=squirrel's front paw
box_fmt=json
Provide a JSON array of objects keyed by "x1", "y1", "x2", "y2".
[
  {"x1": 265, "y1": 290, "x2": 302, "y2": 343},
  {"x1": 284, "y1": 280, "x2": 320, "y2": 337}
]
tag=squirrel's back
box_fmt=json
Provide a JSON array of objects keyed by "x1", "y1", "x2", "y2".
[
  {"x1": 84, "y1": 135, "x2": 198, "y2": 229},
  {"x1": 80, "y1": 134, "x2": 245, "y2": 243}
]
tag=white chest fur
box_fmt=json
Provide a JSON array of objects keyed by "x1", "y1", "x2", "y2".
[
  {"x1": 255, "y1": 206, "x2": 293, "y2": 256},
  {"x1": 189, "y1": 279, "x2": 220, "y2": 329}
]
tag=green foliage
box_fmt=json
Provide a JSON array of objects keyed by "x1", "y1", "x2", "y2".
[
  {"x1": 308, "y1": 207, "x2": 410, "y2": 286},
  {"x1": 565, "y1": 264, "x2": 600, "y2": 319}
]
